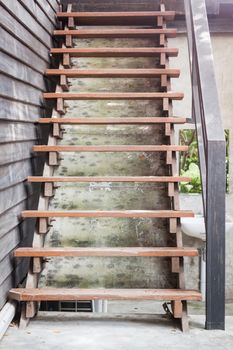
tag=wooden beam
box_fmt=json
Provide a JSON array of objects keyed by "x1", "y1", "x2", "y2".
[
  {"x1": 43, "y1": 92, "x2": 184, "y2": 100},
  {"x1": 9, "y1": 288, "x2": 202, "y2": 302},
  {"x1": 38, "y1": 117, "x2": 187, "y2": 124},
  {"x1": 32, "y1": 145, "x2": 189, "y2": 152},
  {"x1": 46, "y1": 68, "x2": 180, "y2": 78},
  {"x1": 53, "y1": 28, "x2": 177, "y2": 38},
  {"x1": 21, "y1": 210, "x2": 194, "y2": 218},
  {"x1": 14, "y1": 247, "x2": 199, "y2": 257},
  {"x1": 50, "y1": 47, "x2": 179, "y2": 58},
  {"x1": 27, "y1": 176, "x2": 191, "y2": 183}
]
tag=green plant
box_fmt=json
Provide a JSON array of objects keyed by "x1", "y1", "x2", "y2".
[{"x1": 179, "y1": 129, "x2": 229, "y2": 193}]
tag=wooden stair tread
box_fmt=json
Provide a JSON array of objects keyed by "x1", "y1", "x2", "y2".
[
  {"x1": 46, "y1": 68, "x2": 180, "y2": 78},
  {"x1": 33, "y1": 145, "x2": 188, "y2": 152},
  {"x1": 9, "y1": 288, "x2": 202, "y2": 302},
  {"x1": 14, "y1": 247, "x2": 199, "y2": 257},
  {"x1": 21, "y1": 210, "x2": 194, "y2": 218},
  {"x1": 38, "y1": 117, "x2": 186, "y2": 124},
  {"x1": 43, "y1": 92, "x2": 184, "y2": 100},
  {"x1": 53, "y1": 28, "x2": 177, "y2": 38},
  {"x1": 50, "y1": 47, "x2": 179, "y2": 57},
  {"x1": 27, "y1": 176, "x2": 191, "y2": 183},
  {"x1": 56, "y1": 11, "x2": 175, "y2": 22}
]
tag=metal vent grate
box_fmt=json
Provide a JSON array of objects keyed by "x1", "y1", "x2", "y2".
[{"x1": 40, "y1": 300, "x2": 92, "y2": 312}]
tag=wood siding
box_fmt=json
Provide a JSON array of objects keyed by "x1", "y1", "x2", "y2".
[{"x1": 0, "y1": 0, "x2": 60, "y2": 310}]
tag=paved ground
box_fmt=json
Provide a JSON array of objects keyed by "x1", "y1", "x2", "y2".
[{"x1": 1, "y1": 311, "x2": 233, "y2": 350}]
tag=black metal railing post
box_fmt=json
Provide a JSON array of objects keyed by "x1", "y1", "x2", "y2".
[{"x1": 184, "y1": 0, "x2": 226, "y2": 330}]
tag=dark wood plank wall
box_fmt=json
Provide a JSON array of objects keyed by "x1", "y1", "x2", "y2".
[{"x1": 0, "y1": 0, "x2": 60, "y2": 310}]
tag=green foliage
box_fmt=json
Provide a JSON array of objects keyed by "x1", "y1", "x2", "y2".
[
  {"x1": 180, "y1": 163, "x2": 202, "y2": 193},
  {"x1": 179, "y1": 129, "x2": 229, "y2": 194}
]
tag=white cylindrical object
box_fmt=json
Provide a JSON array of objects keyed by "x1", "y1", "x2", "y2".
[
  {"x1": 201, "y1": 247, "x2": 206, "y2": 301},
  {"x1": 103, "y1": 300, "x2": 108, "y2": 313},
  {"x1": 0, "y1": 301, "x2": 16, "y2": 340},
  {"x1": 92, "y1": 300, "x2": 108, "y2": 313}
]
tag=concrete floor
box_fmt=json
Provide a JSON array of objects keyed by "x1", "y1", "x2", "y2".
[{"x1": 1, "y1": 304, "x2": 233, "y2": 350}]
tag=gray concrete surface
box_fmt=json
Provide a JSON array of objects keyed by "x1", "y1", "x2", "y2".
[
  {"x1": 1, "y1": 312, "x2": 233, "y2": 350},
  {"x1": 40, "y1": 34, "x2": 177, "y2": 292}
]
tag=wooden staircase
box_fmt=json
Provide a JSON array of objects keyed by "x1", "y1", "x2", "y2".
[{"x1": 9, "y1": 4, "x2": 201, "y2": 331}]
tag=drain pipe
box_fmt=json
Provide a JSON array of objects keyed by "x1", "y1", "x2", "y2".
[{"x1": 0, "y1": 301, "x2": 16, "y2": 340}]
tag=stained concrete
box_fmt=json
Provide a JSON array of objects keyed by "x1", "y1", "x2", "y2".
[
  {"x1": 40, "y1": 33, "x2": 181, "y2": 290},
  {"x1": 1, "y1": 312, "x2": 233, "y2": 350}
]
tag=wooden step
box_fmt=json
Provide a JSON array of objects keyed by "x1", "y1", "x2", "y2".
[
  {"x1": 27, "y1": 176, "x2": 191, "y2": 183},
  {"x1": 14, "y1": 247, "x2": 199, "y2": 257},
  {"x1": 32, "y1": 145, "x2": 188, "y2": 153},
  {"x1": 9, "y1": 288, "x2": 202, "y2": 302},
  {"x1": 21, "y1": 210, "x2": 194, "y2": 218},
  {"x1": 43, "y1": 92, "x2": 184, "y2": 100},
  {"x1": 46, "y1": 68, "x2": 180, "y2": 78},
  {"x1": 50, "y1": 47, "x2": 179, "y2": 58},
  {"x1": 38, "y1": 117, "x2": 186, "y2": 125},
  {"x1": 53, "y1": 28, "x2": 177, "y2": 39},
  {"x1": 56, "y1": 11, "x2": 176, "y2": 24}
]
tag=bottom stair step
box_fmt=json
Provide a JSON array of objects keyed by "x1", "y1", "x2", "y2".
[{"x1": 9, "y1": 288, "x2": 202, "y2": 302}]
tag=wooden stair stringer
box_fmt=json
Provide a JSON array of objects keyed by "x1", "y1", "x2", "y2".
[
  {"x1": 19, "y1": 90, "x2": 63, "y2": 329},
  {"x1": 160, "y1": 5, "x2": 190, "y2": 331}
]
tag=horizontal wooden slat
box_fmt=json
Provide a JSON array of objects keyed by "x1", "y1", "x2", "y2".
[
  {"x1": 9, "y1": 288, "x2": 202, "y2": 302},
  {"x1": 14, "y1": 247, "x2": 198, "y2": 257},
  {"x1": 0, "y1": 182, "x2": 27, "y2": 217},
  {"x1": 0, "y1": 160, "x2": 32, "y2": 190},
  {"x1": 27, "y1": 176, "x2": 191, "y2": 183},
  {"x1": 0, "y1": 5, "x2": 49, "y2": 61},
  {"x1": 43, "y1": 92, "x2": 184, "y2": 100},
  {"x1": 0, "y1": 0, "x2": 52, "y2": 48},
  {"x1": 46, "y1": 68, "x2": 180, "y2": 78},
  {"x1": 50, "y1": 47, "x2": 179, "y2": 58},
  {"x1": 21, "y1": 210, "x2": 194, "y2": 218},
  {"x1": 0, "y1": 192, "x2": 36, "y2": 240},
  {"x1": 32, "y1": 145, "x2": 188, "y2": 152},
  {"x1": 38, "y1": 117, "x2": 187, "y2": 124},
  {"x1": 0, "y1": 258, "x2": 29, "y2": 309},
  {"x1": 0, "y1": 74, "x2": 44, "y2": 107},
  {"x1": 0, "y1": 51, "x2": 45, "y2": 90},
  {"x1": 0, "y1": 97, "x2": 41, "y2": 123},
  {"x1": 0, "y1": 122, "x2": 36, "y2": 144},
  {"x1": 0, "y1": 141, "x2": 35, "y2": 166},
  {"x1": 0, "y1": 28, "x2": 47, "y2": 75},
  {"x1": 0, "y1": 225, "x2": 26, "y2": 262},
  {"x1": 56, "y1": 11, "x2": 176, "y2": 21},
  {"x1": 53, "y1": 28, "x2": 177, "y2": 38}
]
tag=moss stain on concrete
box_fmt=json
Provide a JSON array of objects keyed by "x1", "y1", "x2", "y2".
[{"x1": 40, "y1": 32, "x2": 176, "y2": 289}]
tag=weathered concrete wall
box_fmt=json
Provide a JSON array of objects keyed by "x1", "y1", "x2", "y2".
[
  {"x1": 60, "y1": 0, "x2": 180, "y2": 12},
  {"x1": 60, "y1": 0, "x2": 220, "y2": 15},
  {"x1": 40, "y1": 35, "x2": 178, "y2": 290},
  {"x1": 169, "y1": 34, "x2": 233, "y2": 299}
]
